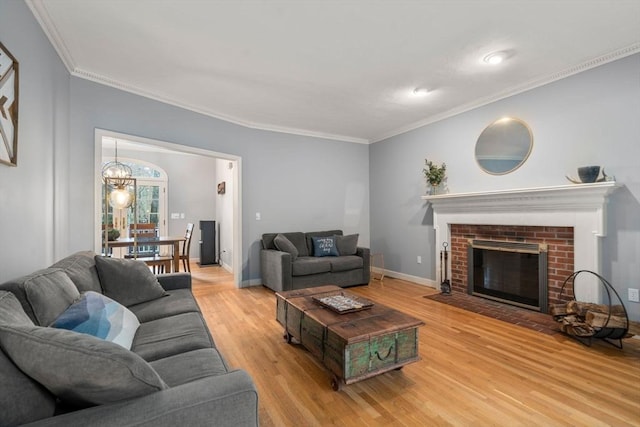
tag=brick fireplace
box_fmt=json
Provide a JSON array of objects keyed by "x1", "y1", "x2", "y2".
[
  {"x1": 450, "y1": 224, "x2": 574, "y2": 312},
  {"x1": 423, "y1": 182, "x2": 619, "y2": 306}
]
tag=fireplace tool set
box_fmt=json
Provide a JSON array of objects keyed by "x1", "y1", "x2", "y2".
[{"x1": 440, "y1": 242, "x2": 451, "y2": 295}]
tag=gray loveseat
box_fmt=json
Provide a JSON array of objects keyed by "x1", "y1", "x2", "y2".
[
  {"x1": 0, "y1": 251, "x2": 258, "y2": 426},
  {"x1": 260, "y1": 230, "x2": 370, "y2": 292}
]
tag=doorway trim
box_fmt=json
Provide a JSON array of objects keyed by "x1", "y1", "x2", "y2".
[{"x1": 94, "y1": 128, "x2": 243, "y2": 288}]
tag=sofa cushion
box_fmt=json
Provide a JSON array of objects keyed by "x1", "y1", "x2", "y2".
[
  {"x1": 95, "y1": 256, "x2": 168, "y2": 307},
  {"x1": 0, "y1": 324, "x2": 167, "y2": 407},
  {"x1": 0, "y1": 290, "x2": 34, "y2": 326},
  {"x1": 51, "y1": 291, "x2": 140, "y2": 350},
  {"x1": 330, "y1": 255, "x2": 364, "y2": 272},
  {"x1": 292, "y1": 257, "x2": 332, "y2": 276},
  {"x1": 274, "y1": 234, "x2": 299, "y2": 261},
  {"x1": 128, "y1": 288, "x2": 201, "y2": 323},
  {"x1": 132, "y1": 312, "x2": 214, "y2": 362},
  {"x1": 336, "y1": 234, "x2": 359, "y2": 256},
  {"x1": 305, "y1": 230, "x2": 342, "y2": 255},
  {"x1": 22, "y1": 269, "x2": 80, "y2": 326},
  {"x1": 50, "y1": 251, "x2": 103, "y2": 293},
  {"x1": 150, "y1": 348, "x2": 229, "y2": 387},
  {"x1": 311, "y1": 236, "x2": 339, "y2": 257}
]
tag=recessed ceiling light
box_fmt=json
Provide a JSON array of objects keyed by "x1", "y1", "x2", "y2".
[
  {"x1": 413, "y1": 88, "x2": 430, "y2": 96},
  {"x1": 483, "y1": 51, "x2": 507, "y2": 65}
]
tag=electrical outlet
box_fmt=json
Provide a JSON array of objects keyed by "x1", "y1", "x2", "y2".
[
  {"x1": 417, "y1": 256, "x2": 422, "y2": 264},
  {"x1": 629, "y1": 288, "x2": 640, "y2": 303},
  {"x1": 255, "y1": 212, "x2": 261, "y2": 221}
]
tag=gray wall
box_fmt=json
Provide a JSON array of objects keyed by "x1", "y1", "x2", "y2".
[
  {"x1": 0, "y1": 0, "x2": 70, "y2": 280},
  {"x1": 370, "y1": 53, "x2": 640, "y2": 321}
]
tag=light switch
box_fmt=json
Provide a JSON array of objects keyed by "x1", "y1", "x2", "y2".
[
  {"x1": 255, "y1": 212, "x2": 261, "y2": 221},
  {"x1": 171, "y1": 213, "x2": 180, "y2": 219},
  {"x1": 180, "y1": 213, "x2": 185, "y2": 219}
]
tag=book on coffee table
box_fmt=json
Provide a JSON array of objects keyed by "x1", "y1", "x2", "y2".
[{"x1": 313, "y1": 293, "x2": 374, "y2": 314}]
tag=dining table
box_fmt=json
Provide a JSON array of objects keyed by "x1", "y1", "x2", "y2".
[{"x1": 104, "y1": 236, "x2": 186, "y2": 272}]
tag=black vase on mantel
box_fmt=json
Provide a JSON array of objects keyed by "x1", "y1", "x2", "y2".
[{"x1": 578, "y1": 166, "x2": 600, "y2": 183}]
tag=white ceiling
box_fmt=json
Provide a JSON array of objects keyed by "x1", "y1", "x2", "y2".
[{"x1": 28, "y1": 0, "x2": 640, "y2": 144}]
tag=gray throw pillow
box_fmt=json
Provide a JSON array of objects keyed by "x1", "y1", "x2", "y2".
[
  {"x1": 0, "y1": 291, "x2": 34, "y2": 326},
  {"x1": 0, "y1": 324, "x2": 168, "y2": 407},
  {"x1": 274, "y1": 234, "x2": 299, "y2": 261},
  {"x1": 0, "y1": 348, "x2": 56, "y2": 426},
  {"x1": 94, "y1": 256, "x2": 167, "y2": 307},
  {"x1": 0, "y1": 294, "x2": 55, "y2": 426},
  {"x1": 335, "y1": 234, "x2": 359, "y2": 255},
  {"x1": 22, "y1": 269, "x2": 80, "y2": 326}
]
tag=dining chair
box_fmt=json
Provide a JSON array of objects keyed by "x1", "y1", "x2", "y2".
[
  {"x1": 179, "y1": 223, "x2": 195, "y2": 272},
  {"x1": 126, "y1": 223, "x2": 172, "y2": 273}
]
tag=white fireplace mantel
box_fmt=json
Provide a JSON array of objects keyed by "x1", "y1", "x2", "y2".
[{"x1": 421, "y1": 182, "x2": 621, "y2": 302}]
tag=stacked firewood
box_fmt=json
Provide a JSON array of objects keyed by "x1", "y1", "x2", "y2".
[{"x1": 550, "y1": 301, "x2": 627, "y2": 337}]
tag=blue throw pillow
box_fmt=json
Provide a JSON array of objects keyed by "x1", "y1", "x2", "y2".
[
  {"x1": 51, "y1": 291, "x2": 140, "y2": 350},
  {"x1": 312, "y1": 236, "x2": 339, "y2": 257}
]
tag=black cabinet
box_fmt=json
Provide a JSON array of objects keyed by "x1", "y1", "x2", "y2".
[{"x1": 199, "y1": 220, "x2": 217, "y2": 265}]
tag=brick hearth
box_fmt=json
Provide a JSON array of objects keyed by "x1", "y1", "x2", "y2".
[{"x1": 450, "y1": 224, "x2": 575, "y2": 309}]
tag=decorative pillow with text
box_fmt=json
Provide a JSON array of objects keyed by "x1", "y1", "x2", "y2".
[{"x1": 312, "y1": 236, "x2": 339, "y2": 257}]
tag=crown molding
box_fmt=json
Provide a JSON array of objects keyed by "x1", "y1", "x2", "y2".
[
  {"x1": 371, "y1": 43, "x2": 640, "y2": 143},
  {"x1": 76, "y1": 67, "x2": 369, "y2": 144},
  {"x1": 26, "y1": 0, "x2": 77, "y2": 72},
  {"x1": 26, "y1": 0, "x2": 639, "y2": 146}
]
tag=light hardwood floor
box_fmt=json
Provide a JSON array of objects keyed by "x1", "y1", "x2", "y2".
[{"x1": 190, "y1": 264, "x2": 640, "y2": 427}]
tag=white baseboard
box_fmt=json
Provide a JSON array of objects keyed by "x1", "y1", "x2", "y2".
[
  {"x1": 247, "y1": 270, "x2": 438, "y2": 289},
  {"x1": 221, "y1": 262, "x2": 232, "y2": 273},
  {"x1": 243, "y1": 278, "x2": 263, "y2": 288},
  {"x1": 373, "y1": 268, "x2": 438, "y2": 289}
]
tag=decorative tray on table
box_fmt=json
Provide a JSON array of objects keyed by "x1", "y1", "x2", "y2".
[{"x1": 312, "y1": 293, "x2": 374, "y2": 314}]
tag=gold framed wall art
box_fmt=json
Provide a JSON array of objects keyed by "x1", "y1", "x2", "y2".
[{"x1": 0, "y1": 41, "x2": 19, "y2": 167}]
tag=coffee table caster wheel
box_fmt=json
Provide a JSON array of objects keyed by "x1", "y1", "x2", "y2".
[
  {"x1": 284, "y1": 332, "x2": 292, "y2": 344},
  {"x1": 331, "y1": 376, "x2": 342, "y2": 391}
]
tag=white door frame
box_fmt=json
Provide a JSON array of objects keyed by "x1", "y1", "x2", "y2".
[{"x1": 94, "y1": 129, "x2": 243, "y2": 288}]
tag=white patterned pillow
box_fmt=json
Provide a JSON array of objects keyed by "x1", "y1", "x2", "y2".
[{"x1": 51, "y1": 291, "x2": 140, "y2": 350}]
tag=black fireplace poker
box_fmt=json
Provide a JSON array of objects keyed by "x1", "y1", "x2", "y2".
[{"x1": 440, "y1": 242, "x2": 451, "y2": 295}]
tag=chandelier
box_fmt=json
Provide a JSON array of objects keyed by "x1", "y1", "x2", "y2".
[{"x1": 102, "y1": 140, "x2": 134, "y2": 209}]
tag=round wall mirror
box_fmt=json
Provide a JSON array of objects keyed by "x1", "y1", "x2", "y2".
[{"x1": 475, "y1": 117, "x2": 533, "y2": 175}]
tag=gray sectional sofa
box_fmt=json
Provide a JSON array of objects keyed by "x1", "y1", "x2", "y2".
[
  {"x1": 0, "y1": 251, "x2": 258, "y2": 426},
  {"x1": 260, "y1": 230, "x2": 370, "y2": 292}
]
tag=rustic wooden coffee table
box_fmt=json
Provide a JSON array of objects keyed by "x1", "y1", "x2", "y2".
[{"x1": 276, "y1": 285, "x2": 424, "y2": 390}]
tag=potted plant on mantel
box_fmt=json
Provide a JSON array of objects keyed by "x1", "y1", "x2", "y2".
[{"x1": 423, "y1": 158, "x2": 446, "y2": 195}]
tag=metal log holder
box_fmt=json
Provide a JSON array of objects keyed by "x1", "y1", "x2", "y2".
[
  {"x1": 556, "y1": 270, "x2": 629, "y2": 349},
  {"x1": 440, "y1": 242, "x2": 451, "y2": 295}
]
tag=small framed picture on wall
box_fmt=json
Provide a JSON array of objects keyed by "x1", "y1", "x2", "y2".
[
  {"x1": 217, "y1": 181, "x2": 226, "y2": 194},
  {"x1": 0, "y1": 41, "x2": 19, "y2": 167}
]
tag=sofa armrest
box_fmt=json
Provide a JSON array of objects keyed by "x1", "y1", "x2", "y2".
[
  {"x1": 157, "y1": 273, "x2": 192, "y2": 291},
  {"x1": 260, "y1": 249, "x2": 292, "y2": 292},
  {"x1": 24, "y1": 370, "x2": 258, "y2": 427},
  {"x1": 357, "y1": 247, "x2": 371, "y2": 283}
]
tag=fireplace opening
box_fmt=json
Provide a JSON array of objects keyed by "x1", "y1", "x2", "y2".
[{"x1": 467, "y1": 240, "x2": 548, "y2": 312}]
